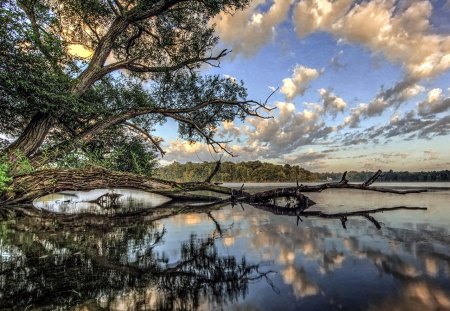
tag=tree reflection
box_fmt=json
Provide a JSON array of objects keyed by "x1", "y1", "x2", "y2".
[{"x1": 0, "y1": 214, "x2": 270, "y2": 311}]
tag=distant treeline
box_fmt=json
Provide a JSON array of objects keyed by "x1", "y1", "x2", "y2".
[
  {"x1": 317, "y1": 170, "x2": 450, "y2": 182},
  {"x1": 156, "y1": 161, "x2": 450, "y2": 183},
  {"x1": 155, "y1": 161, "x2": 319, "y2": 182}
]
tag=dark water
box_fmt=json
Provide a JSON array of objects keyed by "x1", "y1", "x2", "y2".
[{"x1": 1, "y1": 184, "x2": 450, "y2": 310}]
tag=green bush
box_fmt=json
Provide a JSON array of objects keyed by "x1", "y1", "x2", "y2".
[
  {"x1": 55, "y1": 136, "x2": 158, "y2": 176},
  {"x1": 0, "y1": 157, "x2": 12, "y2": 192}
]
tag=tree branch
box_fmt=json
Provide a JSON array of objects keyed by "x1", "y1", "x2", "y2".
[
  {"x1": 163, "y1": 112, "x2": 234, "y2": 156},
  {"x1": 204, "y1": 157, "x2": 222, "y2": 183},
  {"x1": 124, "y1": 122, "x2": 166, "y2": 157},
  {"x1": 100, "y1": 49, "x2": 231, "y2": 77}
]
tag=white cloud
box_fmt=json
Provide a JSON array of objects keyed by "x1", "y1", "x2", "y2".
[
  {"x1": 342, "y1": 80, "x2": 424, "y2": 128},
  {"x1": 220, "y1": 120, "x2": 241, "y2": 138},
  {"x1": 223, "y1": 74, "x2": 237, "y2": 83},
  {"x1": 293, "y1": 0, "x2": 450, "y2": 79},
  {"x1": 280, "y1": 65, "x2": 322, "y2": 99},
  {"x1": 245, "y1": 101, "x2": 334, "y2": 156},
  {"x1": 163, "y1": 138, "x2": 269, "y2": 163},
  {"x1": 213, "y1": 0, "x2": 292, "y2": 56},
  {"x1": 319, "y1": 88, "x2": 346, "y2": 117},
  {"x1": 294, "y1": 0, "x2": 353, "y2": 37},
  {"x1": 418, "y1": 88, "x2": 450, "y2": 116}
]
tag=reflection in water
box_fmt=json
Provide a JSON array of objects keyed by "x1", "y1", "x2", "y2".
[
  {"x1": 33, "y1": 189, "x2": 172, "y2": 215},
  {"x1": 1, "y1": 186, "x2": 450, "y2": 310},
  {"x1": 0, "y1": 217, "x2": 269, "y2": 310}
]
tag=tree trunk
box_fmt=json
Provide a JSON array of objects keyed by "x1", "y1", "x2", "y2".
[
  {"x1": 0, "y1": 167, "x2": 175, "y2": 205},
  {"x1": 5, "y1": 112, "x2": 54, "y2": 158}
]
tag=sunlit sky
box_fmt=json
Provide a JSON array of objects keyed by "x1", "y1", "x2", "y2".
[{"x1": 157, "y1": 0, "x2": 450, "y2": 172}]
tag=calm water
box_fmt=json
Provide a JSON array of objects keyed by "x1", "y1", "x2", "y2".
[{"x1": 1, "y1": 183, "x2": 450, "y2": 310}]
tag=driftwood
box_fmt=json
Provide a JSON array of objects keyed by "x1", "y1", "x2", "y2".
[
  {"x1": 204, "y1": 157, "x2": 222, "y2": 183},
  {"x1": 173, "y1": 170, "x2": 428, "y2": 230}
]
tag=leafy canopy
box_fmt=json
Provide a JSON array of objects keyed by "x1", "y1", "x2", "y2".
[{"x1": 1, "y1": 0, "x2": 260, "y2": 169}]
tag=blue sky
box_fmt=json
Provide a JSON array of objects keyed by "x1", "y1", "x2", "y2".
[{"x1": 156, "y1": 0, "x2": 450, "y2": 172}]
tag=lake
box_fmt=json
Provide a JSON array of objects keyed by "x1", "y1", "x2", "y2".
[{"x1": 1, "y1": 183, "x2": 450, "y2": 310}]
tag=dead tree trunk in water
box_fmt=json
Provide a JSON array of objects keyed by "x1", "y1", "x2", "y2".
[
  {"x1": 0, "y1": 168, "x2": 427, "y2": 228},
  {"x1": 204, "y1": 158, "x2": 222, "y2": 183}
]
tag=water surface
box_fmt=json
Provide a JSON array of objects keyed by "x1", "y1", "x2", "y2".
[{"x1": 1, "y1": 183, "x2": 449, "y2": 310}]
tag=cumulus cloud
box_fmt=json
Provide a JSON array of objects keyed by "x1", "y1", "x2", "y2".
[
  {"x1": 294, "y1": 0, "x2": 353, "y2": 37},
  {"x1": 163, "y1": 140, "x2": 212, "y2": 162},
  {"x1": 418, "y1": 88, "x2": 450, "y2": 116},
  {"x1": 418, "y1": 114, "x2": 450, "y2": 139},
  {"x1": 219, "y1": 120, "x2": 241, "y2": 139},
  {"x1": 343, "y1": 79, "x2": 424, "y2": 128},
  {"x1": 280, "y1": 65, "x2": 322, "y2": 99},
  {"x1": 245, "y1": 101, "x2": 334, "y2": 157},
  {"x1": 318, "y1": 88, "x2": 346, "y2": 117},
  {"x1": 163, "y1": 138, "x2": 270, "y2": 163},
  {"x1": 293, "y1": 0, "x2": 450, "y2": 79},
  {"x1": 212, "y1": 0, "x2": 292, "y2": 56},
  {"x1": 339, "y1": 110, "x2": 450, "y2": 146}
]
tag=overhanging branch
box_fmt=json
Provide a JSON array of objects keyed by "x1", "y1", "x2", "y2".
[{"x1": 124, "y1": 122, "x2": 166, "y2": 157}]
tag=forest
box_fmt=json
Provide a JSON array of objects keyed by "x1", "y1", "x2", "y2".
[{"x1": 156, "y1": 161, "x2": 450, "y2": 183}]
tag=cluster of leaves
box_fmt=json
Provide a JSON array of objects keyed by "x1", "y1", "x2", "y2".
[
  {"x1": 156, "y1": 161, "x2": 320, "y2": 182},
  {"x1": 0, "y1": 157, "x2": 11, "y2": 192},
  {"x1": 0, "y1": 1, "x2": 75, "y2": 135},
  {"x1": 1, "y1": 0, "x2": 254, "y2": 169},
  {"x1": 0, "y1": 152, "x2": 34, "y2": 192},
  {"x1": 55, "y1": 130, "x2": 158, "y2": 176}
]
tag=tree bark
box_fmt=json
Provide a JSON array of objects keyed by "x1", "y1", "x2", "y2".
[
  {"x1": 0, "y1": 167, "x2": 175, "y2": 205},
  {"x1": 5, "y1": 112, "x2": 54, "y2": 157}
]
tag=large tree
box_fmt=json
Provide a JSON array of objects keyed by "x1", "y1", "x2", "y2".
[{"x1": 0, "y1": 0, "x2": 268, "y2": 165}]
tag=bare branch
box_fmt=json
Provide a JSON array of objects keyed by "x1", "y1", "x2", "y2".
[
  {"x1": 107, "y1": 0, "x2": 124, "y2": 16},
  {"x1": 100, "y1": 49, "x2": 231, "y2": 77},
  {"x1": 124, "y1": 122, "x2": 166, "y2": 157},
  {"x1": 204, "y1": 157, "x2": 222, "y2": 183},
  {"x1": 362, "y1": 170, "x2": 382, "y2": 187},
  {"x1": 127, "y1": 0, "x2": 189, "y2": 22},
  {"x1": 163, "y1": 112, "x2": 234, "y2": 157}
]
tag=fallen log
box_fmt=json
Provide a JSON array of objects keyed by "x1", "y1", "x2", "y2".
[{"x1": 0, "y1": 168, "x2": 427, "y2": 219}]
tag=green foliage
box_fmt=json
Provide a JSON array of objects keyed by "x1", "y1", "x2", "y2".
[
  {"x1": 1, "y1": 0, "x2": 254, "y2": 167},
  {"x1": 9, "y1": 151, "x2": 34, "y2": 174},
  {"x1": 0, "y1": 152, "x2": 35, "y2": 192},
  {"x1": 157, "y1": 163, "x2": 450, "y2": 183},
  {"x1": 0, "y1": 157, "x2": 12, "y2": 192},
  {"x1": 107, "y1": 137, "x2": 158, "y2": 176},
  {"x1": 156, "y1": 161, "x2": 319, "y2": 182},
  {"x1": 0, "y1": 1, "x2": 74, "y2": 136},
  {"x1": 56, "y1": 133, "x2": 158, "y2": 176}
]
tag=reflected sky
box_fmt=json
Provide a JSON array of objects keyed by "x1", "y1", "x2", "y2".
[
  {"x1": 33, "y1": 189, "x2": 172, "y2": 215},
  {"x1": 1, "y1": 185, "x2": 450, "y2": 310}
]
